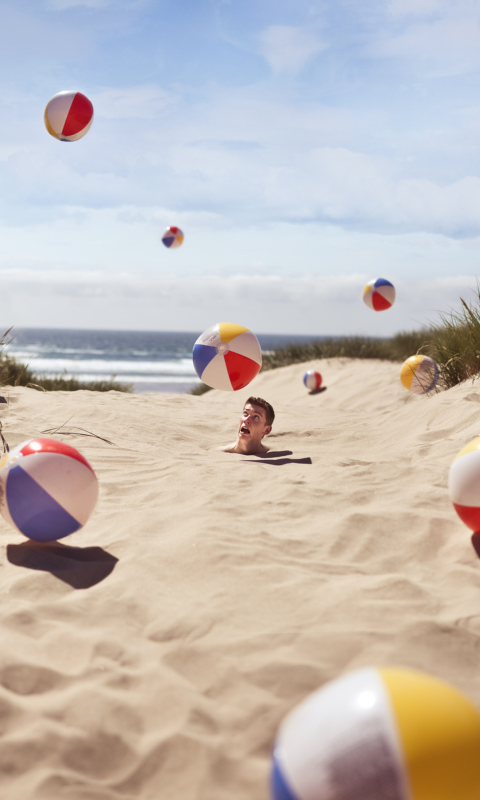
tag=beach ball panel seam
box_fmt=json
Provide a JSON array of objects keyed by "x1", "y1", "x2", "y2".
[
  {"x1": 62, "y1": 92, "x2": 93, "y2": 136},
  {"x1": 270, "y1": 758, "x2": 301, "y2": 800},
  {"x1": 224, "y1": 351, "x2": 261, "y2": 391},
  {"x1": 6, "y1": 466, "x2": 82, "y2": 541},
  {"x1": 200, "y1": 355, "x2": 234, "y2": 391},
  {"x1": 193, "y1": 344, "x2": 218, "y2": 380},
  {"x1": 226, "y1": 331, "x2": 262, "y2": 365},
  {"x1": 452, "y1": 503, "x2": 480, "y2": 532},
  {"x1": 19, "y1": 438, "x2": 95, "y2": 472},
  {"x1": 218, "y1": 322, "x2": 250, "y2": 343},
  {"x1": 374, "y1": 278, "x2": 394, "y2": 288},
  {"x1": 372, "y1": 292, "x2": 393, "y2": 311},
  {"x1": 449, "y1": 450, "x2": 480, "y2": 506},
  {"x1": 16, "y1": 454, "x2": 98, "y2": 526},
  {"x1": 382, "y1": 668, "x2": 480, "y2": 800}
]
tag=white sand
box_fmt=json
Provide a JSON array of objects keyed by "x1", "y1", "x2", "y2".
[{"x1": 0, "y1": 358, "x2": 479, "y2": 799}]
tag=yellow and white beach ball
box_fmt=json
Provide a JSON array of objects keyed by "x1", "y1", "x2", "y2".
[
  {"x1": 400, "y1": 355, "x2": 439, "y2": 394},
  {"x1": 271, "y1": 667, "x2": 480, "y2": 800},
  {"x1": 449, "y1": 437, "x2": 480, "y2": 533},
  {"x1": 44, "y1": 90, "x2": 94, "y2": 142}
]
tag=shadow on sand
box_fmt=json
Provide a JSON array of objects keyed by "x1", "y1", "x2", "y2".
[
  {"x1": 7, "y1": 540, "x2": 118, "y2": 589},
  {"x1": 309, "y1": 386, "x2": 327, "y2": 396},
  {"x1": 471, "y1": 533, "x2": 480, "y2": 559},
  {"x1": 242, "y1": 450, "x2": 312, "y2": 466}
]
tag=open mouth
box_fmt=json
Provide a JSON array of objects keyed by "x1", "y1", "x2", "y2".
[{"x1": 240, "y1": 426, "x2": 250, "y2": 435}]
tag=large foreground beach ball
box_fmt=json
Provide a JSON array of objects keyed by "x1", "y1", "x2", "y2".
[
  {"x1": 161, "y1": 226, "x2": 184, "y2": 249},
  {"x1": 193, "y1": 323, "x2": 262, "y2": 391},
  {"x1": 401, "y1": 355, "x2": 439, "y2": 395},
  {"x1": 271, "y1": 667, "x2": 480, "y2": 800},
  {"x1": 362, "y1": 278, "x2": 396, "y2": 311},
  {"x1": 0, "y1": 438, "x2": 98, "y2": 542},
  {"x1": 449, "y1": 437, "x2": 480, "y2": 532},
  {"x1": 44, "y1": 91, "x2": 94, "y2": 142},
  {"x1": 303, "y1": 370, "x2": 322, "y2": 391}
]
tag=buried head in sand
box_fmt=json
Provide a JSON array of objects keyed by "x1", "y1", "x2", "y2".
[{"x1": 222, "y1": 396, "x2": 275, "y2": 456}]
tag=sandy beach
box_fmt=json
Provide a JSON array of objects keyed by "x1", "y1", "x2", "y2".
[{"x1": 0, "y1": 357, "x2": 480, "y2": 799}]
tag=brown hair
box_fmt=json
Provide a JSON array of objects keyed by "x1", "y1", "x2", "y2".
[{"x1": 245, "y1": 397, "x2": 275, "y2": 427}]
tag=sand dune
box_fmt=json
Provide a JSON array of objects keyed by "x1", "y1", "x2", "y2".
[{"x1": 0, "y1": 358, "x2": 479, "y2": 799}]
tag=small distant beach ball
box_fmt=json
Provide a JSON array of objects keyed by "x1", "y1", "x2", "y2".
[
  {"x1": 271, "y1": 667, "x2": 480, "y2": 800},
  {"x1": 193, "y1": 323, "x2": 262, "y2": 391},
  {"x1": 0, "y1": 438, "x2": 98, "y2": 542},
  {"x1": 44, "y1": 91, "x2": 94, "y2": 142},
  {"x1": 162, "y1": 226, "x2": 184, "y2": 249},
  {"x1": 401, "y1": 355, "x2": 439, "y2": 395},
  {"x1": 303, "y1": 370, "x2": 322, "y2": 391},
  {"x1": 448, "y1": 437, "x2": 480, "y2": 533},
  {"x1": 363, "y1": 278, "x2": 396, "y2": 311}
]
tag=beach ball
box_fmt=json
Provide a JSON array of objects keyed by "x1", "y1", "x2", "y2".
[
  {"x1": 400, "y1": 355, "x2": 439, "y2": 395},
  {"x1": 448, "y1": 437, "x2": 480, "y2": 532},
  {"x1": 303, "y1": 370, "x2": 322, "y2": 391},
  {"x1": 44, "y1": 91, "x2": 94, "y2": 142},
  {"x1": 162, "y1": 226, "x2": 184, "y2": 249},
  {"x1": 271, "y1": 666, "x2": 480, "y2": 800},
  {"x1": 193, "y1": 323, "x2": 262, "y2": 391},
  {"x1": 362, "y1": 278, "x2": 396, "y2": 311},
  {"x1": 0, "y1": 438, "x2": 98, "y2": 542}
]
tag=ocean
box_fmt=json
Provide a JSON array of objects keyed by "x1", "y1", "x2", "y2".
[{"x1": 2, "y1": 328, "x2": 317, "y2": 393}]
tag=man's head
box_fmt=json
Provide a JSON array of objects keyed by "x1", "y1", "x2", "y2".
[{"x1": 238, "y1": 397, "x2": 274, "y2": 449}]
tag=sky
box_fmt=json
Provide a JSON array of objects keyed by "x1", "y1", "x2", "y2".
[{"x1": 1, "y1": 0, "x2": 480, "y2": 335}]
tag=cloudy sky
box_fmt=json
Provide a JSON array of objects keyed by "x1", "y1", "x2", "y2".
[{"x1": 1, "y1": 0, "x2": 480, "y2": 335}]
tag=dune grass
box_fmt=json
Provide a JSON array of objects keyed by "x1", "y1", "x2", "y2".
[{"x1": 0, "y1": 328, "x2": 133, "y2": 393}]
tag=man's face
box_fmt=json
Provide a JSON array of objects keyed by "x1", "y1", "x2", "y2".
[{"x1": 238, "y1": 403, "x2": 271, "y2": 444}]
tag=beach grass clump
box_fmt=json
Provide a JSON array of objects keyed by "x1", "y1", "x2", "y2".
[
  {"x1": 261, "y1": 330, "x2": 430, "y2": 371},
  {"x1": 426, "y1": 293, "x2": 480, "y2": 390},
  {"x1": 0, "y1": 328, "x2": 133, "y2": 393}
]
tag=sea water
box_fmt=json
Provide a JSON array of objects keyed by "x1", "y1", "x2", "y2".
[{"x1": 2, "y1": 328, "x2": 316, "y2": 393}]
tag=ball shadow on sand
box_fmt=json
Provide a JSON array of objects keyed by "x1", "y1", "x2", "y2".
[
  {"x1": 309, "y1": 386, "x2": 327, "y2": 396},
  {"x1": 471, "y1": 533, "x2": 480, "y2": 559},
  {"x1": 7, "y1": 540, "x2": 118, "y2": 589}
]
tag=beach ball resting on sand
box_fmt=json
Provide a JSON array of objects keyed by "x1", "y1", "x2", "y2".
[
  {"x1": 400, "y1": 355, "x2": 439, "y2": 395},
  {"x1": 362, "y1": 278, "x2": 396, "y2": 311},
  {"x1": 271, "y1": 666, "x2": 480, "y2": 800},
  {"x1": 448, "y1": 436, "x2": 480, "y2": 533},
  {"x1": 0, "y1": 438, "x2": 98, "y2": 542},
  {"x1": 161, "y1": 226, "x2": 184, "y2": 249},
  {"x1": 44, "y1": 91, "x2": 94, "y2": 142},
  {"x1": 303, "y1": 370, "x2": 322, "y2": 391},
  {"x1": 193, "y1": 322, "x2": 262, "y2": 391}
]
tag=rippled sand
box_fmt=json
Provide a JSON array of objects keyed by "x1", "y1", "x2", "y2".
[{"x1": 0, "y1": 358, "x2": 479, "y2": 799}]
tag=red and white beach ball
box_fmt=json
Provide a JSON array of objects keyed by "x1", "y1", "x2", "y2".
[
  {"x1": 0, "y1": 438, "x2": 98, "y2": 542},
  {"x1": 161, "y1": 226, "x2": 184, "y2": 249},
  {"x1": 193, "y1": 322, "x2": 262, "y2": 391},
  {"x1": 44, "y1": 91, "x2": 94, "y2": 142},
  {"x1": 271, "y1": 667, "x2": 480, "y2": 800},
  {"x1": 449, "y1": 437, "x2": 480, "y2": 533},
  {"x1": 362, "y1": 278, "x2": 396, "y2": 311},
  {"x1": 303, "y1": 370, "x2": 322, "y2": 391}
]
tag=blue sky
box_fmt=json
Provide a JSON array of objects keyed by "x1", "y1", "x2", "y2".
[{"x1": 1, "y1": 0, "x2": 480, "y2": 334}]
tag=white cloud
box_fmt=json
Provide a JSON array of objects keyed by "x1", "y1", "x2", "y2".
[
  {"x1": 387, "y1": 0, "x2": 447, "y2": 16},
  {"x1": 90, "y1": 86, "x2": 175, "y2": 119},
  {"x1": 259, "y1": 24, "x2": 328, "y2": 74}
]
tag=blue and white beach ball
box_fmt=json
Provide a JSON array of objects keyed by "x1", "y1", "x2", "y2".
[
  {"x1": 303, "y1": 370, "x2": 322, "y2": 391},
  {"x1": 193, "y1": 322, "x2": 262, "y2": 391},
  {"x1": 0, "y1": 438, "x2": 98, "y2": 542},
  {"x1": 271, "y1": 667, "x2": 480, "y2": 800}
]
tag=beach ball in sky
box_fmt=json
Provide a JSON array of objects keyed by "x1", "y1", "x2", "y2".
[
  {"x1": 449, "y1": 436, "x2": 480, "y2": 533},
  {"x1": 44, "y1": 91, "x2": 94, "y2": 142},
  {"x1": 362, "y1": 278, "x2": 396, "y2": 311},
  {"x1": 161, "y1": 226, "x2": 184, "y2": 249},
  {"x1": 271, "y1": 666, "x2": 480, "y2": 800},
  {"x1": 0, "y1": 438, "x2": 98, "y2": 542},
  {"x1": 193, "y1": 322, "x2": 262, "y2": 391},
  {"x1": 303, "y1": 370, "x2": 322, "y2": 391},
  {"x1": 400, "y1": 355, "x2": 439, "y2": 395}
]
